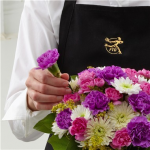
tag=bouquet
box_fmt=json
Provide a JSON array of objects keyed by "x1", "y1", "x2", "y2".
[{"x1": 34, "y1": 49, "x2": 150, "y2": 150}]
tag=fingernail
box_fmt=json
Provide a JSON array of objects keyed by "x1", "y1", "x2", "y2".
[
  {"x1": 57, "y1": 96, "x2": 63, "y2": 101},
  {"x1": 62, "y1": 82, "x2": 69, "y2": 87},
  {"x1": 66, "y1": 89, "x2": 71, "y2": 94}
]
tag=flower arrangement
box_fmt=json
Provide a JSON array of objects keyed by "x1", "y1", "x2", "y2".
[{"x1": 34, "y1": 49, "x2": 150, "y2": 150}]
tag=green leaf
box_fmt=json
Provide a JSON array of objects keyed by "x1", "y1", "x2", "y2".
[
  {"x1": 70, "y1": 75, "x2": 78, "y2": 80},
  {"x1": 48, "y1": 135, "x2": 81, "y2": 150},
  {"x1": 146, "y1": 147, "x2": 150, "y2": 150},
  {"x1": 33, "y1": 113, "x2": 55, "y2": 133}
]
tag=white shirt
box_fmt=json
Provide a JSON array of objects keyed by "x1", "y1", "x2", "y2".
[{"x1": 3, "y1": 0, "x2": 150, "y2": 142}]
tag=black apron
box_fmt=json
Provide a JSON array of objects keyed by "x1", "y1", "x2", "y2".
[{"x1": 45, "y1": 0, "x2": 150, "y2": 149}]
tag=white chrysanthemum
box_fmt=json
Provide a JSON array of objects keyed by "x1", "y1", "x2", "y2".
[
  {"x1": 69, "y1": 77, "x2": 79, "y2": 91},
  {"x1": 86, "y1": 117, "x2": 114, "y2": 146},
  {"x1": 137, "y1": 75, "x2": 147, "y2": 83},
  {"x1": 76, "y1": 140, "x2": 88, "y2": 148},
  {"x1": 71, "y1": 105, "x2": 92, "y2": 121},
  {"x1": 148, "y1": 79, "x2": 150, "y2": 83},
  {"x1": 97, "y1": 66, "x2": 105, "y2": 70},
  {"x1": 111, "y1": 77, "x2": 141, "y2": 95},
  {"x1": 108, "y1": 102, "x2": 139, "y2": 130},
  {"x1": 52, "y1": 122, "x2": 67, "y2": 139},
  {"x1": 147, "y1": 114, "x2": 150, "y2": 122}
]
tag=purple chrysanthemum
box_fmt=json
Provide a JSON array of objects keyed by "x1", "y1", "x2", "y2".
[
  {"x1": 127, "y1": 116, "x2": 150, "y2": 148},
  {"x1": 82, "y1": 90, "x2": 110, "y2": 115},
  {"x1": 128, "y1": 91, "x2": 150, "y2": 115},
  {"x1": 96, "y1": 65, "x2": 127, "y2": 85},
  {"x1": 37, "y1": 49, "x2": 59, "y2": 69},
  {"x1": 55, "y1": 108, "x2": 72, "y2": 129}
]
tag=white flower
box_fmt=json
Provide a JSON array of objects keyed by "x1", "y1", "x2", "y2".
[
  {"x1": 137, "y1": 75, "x2": 147, "y2": 83},
  {"x1": 52, "y1": 122, "x2": 67, "y2": 139},
  {"x1": 111, "y1": 77, "x2": 141, "y2": 95},
  {"x1": 71, "y1": 105, "x2": 92, "y2": 121},
  {"x1": 97, "y1": 66, "x2": 105, "y2": 70},
  {"x1": 148, "y1": 79, "x2": 150, "y2": 83},
  {"x1": 86, "y1": 117, "x2": 114, "y2": 146},
  {"x1": 76, "y1": 140, "x2": 88, "y2": 148},
  {"x1": 69, "y1": 77, "x2": 79, "y2": 91},
  {"x1": 147, "y1": 114, "x2": 150, "y2": 122},
  {"x1": 108, "y1": 102, "x2": 139, "y2": 130}
]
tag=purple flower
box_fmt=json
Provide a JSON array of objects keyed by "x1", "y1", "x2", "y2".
[
  {"x1": 82, "y1": 90, "x2": 110, "y2": 115},
  {"x1": 56, "y1": 108, "x2": 72, "y2": 129},
  {"x1": 96, "y1": 65, "x2": 127, "y2": 85},
  {"x1": 127, "y1": 116, "x2": 150, "y2": 148},
  {"x1": 128, "y1": 91, "x2": 150, "y2": 115},
  {"x1": 37, "y1": 49, "x2": 59, "y2": 69}
]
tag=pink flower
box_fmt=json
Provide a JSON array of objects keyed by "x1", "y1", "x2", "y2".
[
  {"x1": 63, "y1": 93, "x2": 80, "y2": 103},
  {"x1": 78, "y1": 79, "x2": 94, "y2": 94},
  {"x1": 69, "y1": 117, "x2": 87, "y2": 141},
  {"x1": 138, "y1": 69, "x2": 150, "y2": 79},
  {"x1": 94, "y1": 78, "x2": 105, "y2": 87},
  {"x1": 78, "y1": 70, "x2": 95, "y2": 94},
  {"x1": 124, "y1": 68, "x2": 138, "y2": 83},
  {"x1": 78, "y1": 70, "x2": 95, "y2": 83},
  {"x1": 140, "y1": 82, "x2": 150, "y2": 95},
  {"x1": 110, "y1": 128, "x2": 131, "y2": 150},
  {"x1": 105, "y1": 87, "x2": 123, "y2": 101}
]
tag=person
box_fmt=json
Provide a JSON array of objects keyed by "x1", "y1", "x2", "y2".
[{"x1": 3, "y1": 0, "x2": 150, "y2": 150}]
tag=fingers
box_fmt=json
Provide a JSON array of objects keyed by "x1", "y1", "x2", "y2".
[
  {"x1": 61, "y1": 73, "x2": 69, "y2": 81},
  {"x1": 28, "y1": 89, "x2": 64, "y2": 102},
  {"x1": 29, "y1": 68, "x2": 69, "y2": 87},
  {"x1": 26, "y1": 77, "x2": 71, "y2": 95},
  {"x1": 33, "y1": 101, "x2": 59, "y2": 110}
]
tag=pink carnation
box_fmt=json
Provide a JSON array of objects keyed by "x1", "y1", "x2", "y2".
[
  {"x1": 140, "y1": 82, "x2": 150, "y2": 95},
  {"x1": 94, "y1": 78, "x2": 105, "y2": 87},
  {"x1": 105, "y1": 87, "x2": 123, "y2": 101},
  {"x1": 78, "y1": 70, "x2": 95, "y2": 94},
  {"x1": 78, "y1": 70, "x2": 95, "y2": 85},
  {"x1": 69, "y1": 117, "x2": 87, "y2": 141},
  {"x1": 138, "y1": 69, "x2": 150, "y2": 79},
  {"x1": 110, "y1": 128, "x2": 131, "y2": 150},
  {"x1": 124, "y1": 68, "x2": 138, "y2": 83},
  {"x1": 63, "y1": 93, "x2": 80, "y2": 103}
]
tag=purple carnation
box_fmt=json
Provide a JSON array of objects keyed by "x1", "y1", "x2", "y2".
[
  {"x1": 56, "y1": 108, "x2": 72, "y2": 129},
  {"x1": 82, "y1": 90, "x2": 110, "y2": 115},
  {"x1": 96, "y1": 65, "x2": 127, "y2": 85},
  {"x1": 127, "y1": 116, "x2": 150, "y2": 148},
  {"x1": 37, "y1": 49, "x2": 59, "y2": 69},
  {"x1": 128, "y1": 91, "x2": 150, "y2": 115}
]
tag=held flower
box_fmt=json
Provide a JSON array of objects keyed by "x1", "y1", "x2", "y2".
[
  {"x1": 82, "y1": 91, "x2": 110, "y2": 115},
  {"x1": 37, "y1": 49, "x2": 60, "y2": 77},
  {"x1": 69, "y1": 77, "x2": 79, "y2": 92},
  {"x1": 55, "y1": 108, "x2": 72, "y2": 129},
  {"x1": 128, "y1": 91, "x2": 150, "y2": 115},
  {"x1": 69, "y1": 117, "x2": 88, "y2": 141},
  {"x1": 96, "y1": 65, "x2": 127, "y2": 85},
  {"x1": 110, "y1": 128, "x2": 131, "y2": 150},
  {"x1": 127, "y1": 116, "x2": 150, "y2": 148},
  {"x1": 111, "y1": 77, "x2": 142, "y2": 95}
]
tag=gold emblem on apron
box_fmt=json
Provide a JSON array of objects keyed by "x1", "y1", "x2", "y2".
[{"x1": 104, "y1": 37, "x2": 123, "y2": 54}]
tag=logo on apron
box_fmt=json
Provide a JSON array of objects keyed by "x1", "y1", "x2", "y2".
[{"x1": 104, "y1": 37, "x2": 123, "y2": 54}]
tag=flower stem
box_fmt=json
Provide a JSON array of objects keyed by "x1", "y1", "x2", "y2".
[{"x1": 47, "y1": 62, "x2": 61, "y2": 78}]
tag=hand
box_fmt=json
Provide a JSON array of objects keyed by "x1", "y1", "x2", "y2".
[{"x1": 25, "y1": 68, "x2": 71, "y2": 111}]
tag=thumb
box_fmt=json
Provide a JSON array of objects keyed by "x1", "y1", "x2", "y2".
[{"x1": 61, "y1": 73, "x2": 69, "y2": 81}]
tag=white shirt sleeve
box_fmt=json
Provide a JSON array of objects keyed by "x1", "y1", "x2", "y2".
[{"x1": 2, "y1": 0, "x2": 59, "y2": 142}]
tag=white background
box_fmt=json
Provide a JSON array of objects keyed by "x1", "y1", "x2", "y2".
[{"x1": 1, "y1": 1, "x2": 49, "y2": 149}]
